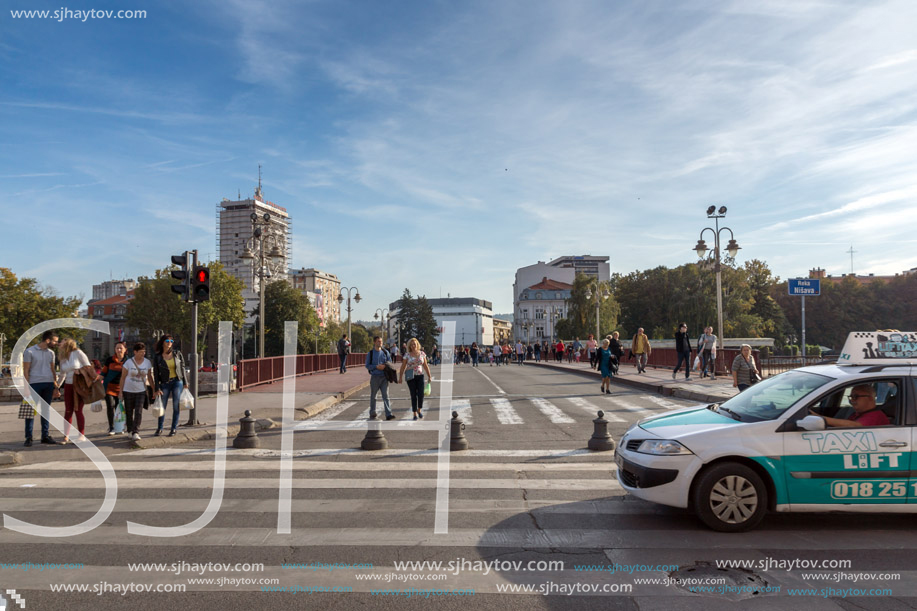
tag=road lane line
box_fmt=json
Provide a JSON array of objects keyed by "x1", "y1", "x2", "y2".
[
  {"x1": 602, "y1": 396, "x2": 657, "y2": 418},
  {"x1": 567, "y1": 397, "x2": 627, "y2": 422},
  {"x1": 529, "y1": 398, "x2": 575, "y2": 423},
  {"x1": 471, "y1": 366, "x2": 507, "y2": 395},
  {"x1": 489, "y1": 397, "x2": 523, "y2": 424}
]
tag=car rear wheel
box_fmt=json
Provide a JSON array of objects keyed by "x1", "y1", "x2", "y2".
[{"x1": 693, "y1": 462, "x2": 767, "y2": 532}]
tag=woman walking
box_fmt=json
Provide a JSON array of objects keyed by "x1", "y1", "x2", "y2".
[
  {"x1": 118, "y1": 342, "x2": 155, "y2": 442},
  {"x1": 399, "y1": 338, "x2": 432, "y2": 420},
  {"x1": 101, "y1": 342, "x2": 127, "y2": 434},
  {"x1": 57, "y1": 338, "x2": 94, "y2": 444},
  {"x1": 732, "y1": 344, "x2": 760, "y2": 392},
  {"x1": 153, "y1": 335, "x2": 188, "y2": 437},
  {"x1": 598, "y1": 338, "x2": 615, "y2": 394},
  {"x1": 470, "y1": 342, "x2": 479, "y2": 367}
]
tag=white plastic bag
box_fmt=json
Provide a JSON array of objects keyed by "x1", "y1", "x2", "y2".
[
  {"x1": 90, "y1": 400, "x2": 105, "y2": 413},
  {"x1": 113, "y1": 401, "x2": 126, "y2": 433},
  {"x1": 692, "y1": 356, "x2": 701, "y2": 372},
  {"x1": 179, "y1": 388, "x2": 194, "y2": 411},
  {"x1": 151, "y1": 395, "x2": 165, "y2": 418}
]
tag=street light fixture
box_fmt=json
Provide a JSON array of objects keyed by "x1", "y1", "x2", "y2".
[
  {"x1": 0, "y1": 332, "x2": 6, "y2": 367},
  {"x1": 585, "y1": 280, "x2": 610, "y2": 339},
  {"x1": 337, "y1": 286, "x2": 362, "y2": 345},
  {"x1": 549, "y1": 307, "x2": 562, "y2": 345},
  {"x1": 239, "y1": 211, "x2": 287, "y2": 358},
  {"x1": 373, "y1": 309, "x2": 389, "y2": 344},
  {"x1": 694, "y1": 206, "x2": 741, "y2": 360}
]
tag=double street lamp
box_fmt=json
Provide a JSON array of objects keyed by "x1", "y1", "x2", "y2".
[
  {"x1": 549, "y1": 307, "x2": 562, "y2": 345},
  {"x1": 337, "y1": 286, "x2": 361, "y2": 344},
  {"x1": 373, "y1": 308, "x2": 389, "y2": 344},
  {"x1": 693, "y1": 205, "x2": 741, "y2": 356},
  {"x1": 585, "y1": 280, "x2": 610, "y2": 339},
  {"x1": 239, "y1": 211, "x2": 286, "y2": 359}
]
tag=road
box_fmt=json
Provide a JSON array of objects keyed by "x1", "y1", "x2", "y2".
[{"x1": 0, "y1": 362, "x2": 910, "y2": 610}]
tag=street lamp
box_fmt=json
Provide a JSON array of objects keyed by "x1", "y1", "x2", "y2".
[
  {"x1": 549, "y1": 307, "x2": 562, "y2": 345},
  {"x1": 336, "y1": 286, "x2": 362, "y2": 345},
  {"x1": 239, "y1": 211, "x2": 286, "y2": 358},
  {"x1": 0, "y1": 332, "x2": 6, "y2": 367},
  {"x1": 373, "y1": 309, "x2": 389, "y2": 344},
  {"x1": 585, "y1": 280, "x2": 610, "y2": 339},
  {"x1": 693, "y1": 205, "x2": 741, "y2": 358}
]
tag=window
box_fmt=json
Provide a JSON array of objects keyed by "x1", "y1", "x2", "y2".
[
  {"x1": 536, "y1": 326, "x2": 544, "y2": 338},
  {"x1": 717, "y1": 370, "x2": 832, "y2": 423},
  {"x1": 536, "y1": 292, "x2": 542, "y2": 299},
  {"x1": 556, "y1": 292, "x2": 561, "y2": 299},
  {"x1": 807, "y1": 380, "x2": 901, "y2": 426}
]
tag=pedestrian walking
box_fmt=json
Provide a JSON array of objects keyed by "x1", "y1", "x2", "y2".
[
  {"x1": 57, "y1": 338, "x2": 94, "y2": 444},
  {"x1": 366, "y1": 336, "x2": 395, "y2": 420},
  {"x1": 492, "y1": 341, "x2": 501, "y2": 366},
  {"x1": 698, "y1": 326, "x2": 717, "y2": 380},
  {"x1": 399, "y1": 338, "x2": 432, "y2": 420},
  {"x1": 533, "y1": 342, "x2": 541, "y2": 362},
  {"x1": 118, "y1": 342, "x2": 155, "y2": 441},
  {"x1": 609, "y1": 331, "x2": 625, "y2": 363},
  {"x1": 502, "y1": 343, "x2": 511, "y2": 365},
  {"x1": 101, "y1": 342, "x2": 127, "y2": 435},
  {"x1": 586, "y1": 334, "x2": 597, "y2": 369},
  {"x1": 470, "y1": 342, "x2": 479, "y2": 367},
  {"x1": 631, "y1": 328, "x2": 651, "y2": 373},
  {"x1": 555, "y1": 339, "x2": 564, "y2": 363},
  {"x1": 672, "y1": 323, "x2": 693, "y2": 380},
  {"x1": 515, "y1": 340, "x2": 525, "y2": 364},
  {"x1": 598, "y1": 339, "x2": 616, "y2": 394},
  {"x1": 337, "y1": 334, "x2": 351, "y2": 373},
  {"x1": 22, "y1": 330, "x2": 61, "y2": 446},
  {"x1": 152, "y1": 334, "x2": 187, "y2": 437},
  {"x1": 732, "y1": 344, "x2": 760, "y2": 392}
]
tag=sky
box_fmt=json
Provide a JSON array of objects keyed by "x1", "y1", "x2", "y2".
[{"x1": 2, "y1": 0, "x2": 916, "y2": 319}]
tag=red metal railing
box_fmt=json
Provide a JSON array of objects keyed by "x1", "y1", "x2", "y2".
[
  {"x1": 637, "y1": 347, "x2": 760, "y2": 377},
  {"x1": 238, "y1": 352, "x2": 369, "y2": 391}
]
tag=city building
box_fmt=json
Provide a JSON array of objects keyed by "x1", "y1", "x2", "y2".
[
  {"x1": 88, "y1": 279, "x2": 137, "y2": 305},
  {"x1": 493, "y1": 318, "x2": 513, "y2": 344},
  {"x1": 289, "y1": 268, "x2": 342, "y2": 326},
  {"x1": 809, "y1": 267, "x2": 917, "y2": 284},
  {"x1": 217, "y1": 185, "x2": 292, "y2": 324},
  {"x1": 85, "y1": 290, "x2": 139, "y2": 360},
  {"x1": 514, "y1": 277, "x2": 573, "y2": 343},
  {"x1": 388, "y1": 297, "x2": 494, "y2": 347},
  {"x1": 547, "y1": 255, "x2": 610, "y2": 281}
]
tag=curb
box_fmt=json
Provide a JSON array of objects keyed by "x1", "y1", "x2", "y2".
[
  {"x1": 529, "y1": 361, "x2": 735, "y2": 404},
  {"x1": 0, "y1": 451, "x2": 21, "y2": 466}
]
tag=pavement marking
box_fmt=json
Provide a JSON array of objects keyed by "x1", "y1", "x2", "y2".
[
  {"x1": 602, "y1": 396, "x2": 657, "y2": 418},
  {"x1": 645, "y1": 395, "x2": 688, "y2": 410},
  {"x1": 567, "y1": 397, "x2": 627, "y2": 422},
  {"x1": 471, "y1": 366, "x2": 507, "y2": 395},
  {"x1": 307, "y1": 401, "x2": 356, "y2": 421},
  {"x1": 450, "y1": 398, "x2": 472, "y2": 424},
  {"x1": 0, "y1": 477, "x2": 622, "y2": 491},
  {"x1": 489, "y1": 397, "x2": 523, "y2": 424},
  {"x1": 5, "y1": 460, "x2": 615, "y2": 472},
  {"x1": 529, "y1": 398, "x2": 576, "y2": 424}
]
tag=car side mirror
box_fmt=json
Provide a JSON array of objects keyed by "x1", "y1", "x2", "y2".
[{"x1": 797, "y1": 415, "x2": 826, "y2": 431}]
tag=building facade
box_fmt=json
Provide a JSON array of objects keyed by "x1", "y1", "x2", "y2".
[
  {"x1": 514, "y1": 278, "x2": 572, "y2": 343},
  {"x1": 547, "y1": 255, "x2": 610, "y2": 281},
  {"x1": 89, "y1": 279, "x2": 137, "y2": 304},
  {"x1": 217, "y1": 186, "x2": 292, "y2": 324},
  {"x1": 289, "y1": 268, "x2": 342, "y2": 326},
  {"x1": 85, "y1": 291, "x2": 140, "y2": 361},
  {"x1": 388, "y1": 297, "x2": 494, "y2": 348},
  {"x1": 493, "y1": 318, "x2": 513, "y2": 344}
]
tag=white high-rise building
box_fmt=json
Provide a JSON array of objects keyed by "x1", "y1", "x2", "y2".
[{"x1": 217, "y1": 185, "x2": 292, "y2": 323}]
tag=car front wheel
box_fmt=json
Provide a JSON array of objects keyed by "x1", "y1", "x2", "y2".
[{"x1": 693, "y1": 462, "x2": 768, "y2": 532}]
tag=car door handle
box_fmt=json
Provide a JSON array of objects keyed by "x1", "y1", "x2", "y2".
[{"x1": 879, "y1": 441, "x2": 908, "y2": 448}]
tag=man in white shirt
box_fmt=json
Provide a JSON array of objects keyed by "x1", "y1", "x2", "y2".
[
  {"x1": 492, "y1": 342, "x2": 501, "y2": 366},
  {"x1": 515, "y1": 341, "x2": 525, "y2": 365},
  {"x1": 22, "y1": 330, "x2": 61, "y2": 446}
]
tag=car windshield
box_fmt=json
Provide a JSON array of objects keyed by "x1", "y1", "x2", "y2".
[{"x1": 716, "y1": 370, "x2": 833, "y2": 422}]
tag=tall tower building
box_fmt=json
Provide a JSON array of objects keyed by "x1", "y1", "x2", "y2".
[{"x1": 217, "y1": 184, "x2": 292, "y2": 323}]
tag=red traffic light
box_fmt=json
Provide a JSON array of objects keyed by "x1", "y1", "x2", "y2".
[{"x1": 196, "y1": 269, "x2": 209, "y2": 283}]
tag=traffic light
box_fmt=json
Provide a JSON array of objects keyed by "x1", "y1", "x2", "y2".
[
  {"x1": 192, "y1": 266, "x2": 211, "y2": 302},
  {"x1": 170, "y1": 253, "x2": 190, "y2": 301}
]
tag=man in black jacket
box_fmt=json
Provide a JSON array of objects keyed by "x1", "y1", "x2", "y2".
[
  {"x1": 672, "y1": 323, "x2": 693, "y2": 380},
  {"x1": 337, "y1": 334, "x2": 350, "y2": 374}
]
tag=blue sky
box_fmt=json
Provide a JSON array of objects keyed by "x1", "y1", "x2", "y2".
[{"x1": 2, "y1": 0, "x2": 916, "y2": 318}]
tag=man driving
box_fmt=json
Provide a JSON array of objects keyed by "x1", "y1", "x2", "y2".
[{"x1": 811, "y1": 384, "x2": 889, "y2": 428}]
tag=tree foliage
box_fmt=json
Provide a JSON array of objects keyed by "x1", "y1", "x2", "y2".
[
  {"x1": 556, "y1": 274, "x2": 620, "y2": 340},
  {"x1": 255, "y1": 279, "x2": 321, "y2": 356},
  {"x1": 395, "y1": 289, "x2": 439, "y2": 350},
  {"x1": 0, "y1": 268, "x2": 85, "y2": 355}
]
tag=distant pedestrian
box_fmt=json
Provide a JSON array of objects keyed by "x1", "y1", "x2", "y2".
[
  {"x1": 732, "y1": 344, "x2": 759, "y2": 392},
  {"x1": 492, "y1": 341, "x2": 501, "y2": 366},
  {"x1": 153, "y1": 334, "x2": 187, "y2": 437},
  {"x1": 672, "y1": 323, "x2": 693, "y2": 380},
  {"x1": 502, "y1": 343, "x2": 511, "y2": 365},
  {"x1": 609, "y1": 331, "x2": 625, "y2": 362},
  {"x1": 515, "y1": 340, "x2": 525, "y2": 364},
  {"x1": 337, "y1": 334, "x2": 350, "y2": 374},
  {"x1": 470, "y1": 342, "x2": 479, "y2": 367},
  {"x1": 366, "y1": 336, "x2": 395, "y2": 420},
  {"x1": 526, "y1": 344, "x2": 534, "y2": 361},
  {"x1": 555, "y1": 340, "x2": 564, "y2": 363},
  {"x1": 598, "y1": 339, "x2": 616, "y2": 394},
  {"x1": 631, "y1": 328, "x2": 651, "y2": 374},
  {"x1": 399, "y1": 338, "x2": 432, "y2": 420},
  {"x1": 586, "y1": 334, "x2": 597, "y2": 369},
  {"x1": 533, "y1": 342, "x2": 541, "y2": 362},
  {"x1": 57, "y1": 338, "x2": 94, "y2": 444},
  {"x1": 22, "y1": 330, "x2": 61, "y2": 446},
  {"x1": 101, "y1": 342, "x2": 127, "y2": 435},
  {"x1": 118, "y1": 342, "x2": 155, "y2": 442},
  {"x1": 431, "y1": 344, "x2": 440, "y2": 366},
  {"x1": 698, "y1": 326, "x2": 717, "y2": 380}
]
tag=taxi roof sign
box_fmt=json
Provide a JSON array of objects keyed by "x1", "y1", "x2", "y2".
[{"x1": 838, "y1": 331, "x2": 917, "y2": 366}]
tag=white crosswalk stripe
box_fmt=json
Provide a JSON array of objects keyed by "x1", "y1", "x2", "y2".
[
  {"x1": 566, "y1": 397, "x2": 627, "y2": 422},
  {"x1": 529, "y1": 398, "x2": 575, "y2": 423},
  {"x1": 489, "y1": 397, "x2": 523, "y2": 424},
  {"x1": 450, "y1": 398, "x2": 472, "y2": 424},
  {"x1": 645, "y1": 395, "x2": 689, "y2": 410},
  {"x1": 601, "y1": 395, "x2": 658, "y2": 418}
]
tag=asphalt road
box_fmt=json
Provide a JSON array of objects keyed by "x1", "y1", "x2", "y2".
[{"x1": 0, "y1": 362, "x2": 912, "y2": 610}]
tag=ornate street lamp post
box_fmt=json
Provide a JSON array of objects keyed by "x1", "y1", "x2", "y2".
[
  {"x1": 336, "y1": 286, "x2": 362, "y2": 344},
  {"x1": 239, "y1": 211, "x2": 286, "y2": 359},
  {"x1": 585, "y1": 280, "x2": 609, "y2": 339},
  {"x1": 693, "y1": 205, "x2": 741, "y2": 361},
  {"x1": 373, "y1": 309, "x2": 389, "y2": 344}
]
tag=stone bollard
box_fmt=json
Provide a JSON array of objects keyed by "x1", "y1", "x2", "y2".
[
  {"x1": 361, "y1": 416, "x2": 388, "y2": 451},
  {"x1": 450, "y1": 411, "x2": 469, "y2": 451},
  {"x1": 588, "y1": 410, "x2": 615, "y2": 452},
  {"x1": 233, "y1": 410, "x2": 260, "y2": 449}
]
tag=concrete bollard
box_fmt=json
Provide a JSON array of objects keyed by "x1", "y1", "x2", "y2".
[
  {"x1": 450, "y1": 411, "x2": 469, "y2": 451},
  {"x1": 588, "y1": 410, "x2": 615, "y2": 452},
  {"x1": 233, "y1": 410, "x2": 260, "y2": 449},
  {"x1": 361, "y1": 416, "x2": 388, "y2": 451}
]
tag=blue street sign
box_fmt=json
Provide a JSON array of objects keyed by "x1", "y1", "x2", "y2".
[{"x1": 788, "y1": 278, "x2": 820, "y2": 296}]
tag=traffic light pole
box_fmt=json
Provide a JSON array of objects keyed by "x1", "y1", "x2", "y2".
[{"x1": 187, "y1": 249, "x2": 200, "y2": 425}]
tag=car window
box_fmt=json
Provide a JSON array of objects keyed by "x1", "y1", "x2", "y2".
[
  {"x1": 717, "y1": 370, "x2": 832, "y2": 422},
  {"x1": 807, "y1": 380, "x2": 901, "y2": 426}
]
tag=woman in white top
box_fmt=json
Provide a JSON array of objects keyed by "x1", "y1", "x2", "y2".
[
  {"x1": 118, "y1": 342, "x2": 155, "y2": 442},
  {"x1": 57, "y1": 338, "x2": 94, "y2": 444},
  {"x1": 398, "y1": 338, "x2": 433, "y2": 420}
]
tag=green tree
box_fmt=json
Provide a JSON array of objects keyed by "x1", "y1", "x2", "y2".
[
  {"x1": 394, "y1": 290, "x2": 439, "y2": 349},
  {"x1": 0, "y1": 268, "x2": 85, "y2": 353},
  {"x1": 556, "y1": 274, "x2": 619, "y2": 339},
  {"x1": 196, "y1": 262, "x2": 245, "y2": 355},
  {"x1": 255, "y1": 280, "x2": 320, "y2": 356},
  {"x1": 350, "y1": 324, "x2": 372, "y2": 353}
]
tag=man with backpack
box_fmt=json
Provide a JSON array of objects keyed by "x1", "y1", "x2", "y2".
[{"x1": 366, "y1": 336, "x2": 395, "y2": 420}]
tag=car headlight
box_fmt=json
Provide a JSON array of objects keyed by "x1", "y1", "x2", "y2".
[{"x1": 636, "y1": 440, "x2": 694, "y2": 455}]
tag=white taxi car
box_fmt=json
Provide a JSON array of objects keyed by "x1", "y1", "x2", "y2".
[{"x1": 614, "y1": 331, "x2": 917, "y2": 532}]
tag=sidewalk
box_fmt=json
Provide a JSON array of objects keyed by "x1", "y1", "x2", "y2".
[
  {"x1": 528, "y1": 358, "x2": 739, "y2": 404},
  {"x1": 0, "y1": 367, "x2": 370, "y2": 466}
]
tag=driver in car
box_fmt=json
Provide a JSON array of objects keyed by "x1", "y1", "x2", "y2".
[{"x1": 810, "y1": 384, "x2": 889, "y2": 427}]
